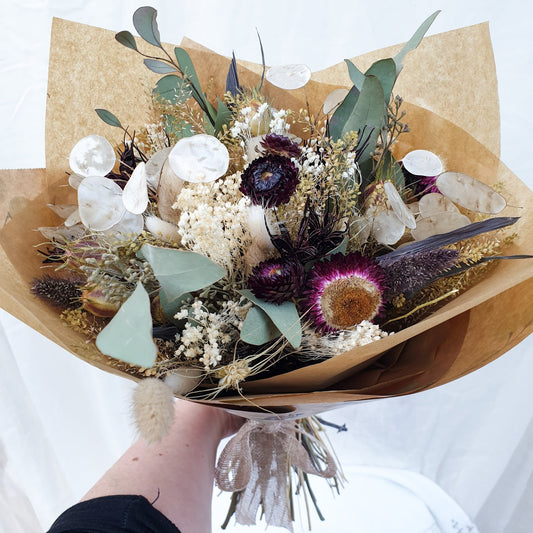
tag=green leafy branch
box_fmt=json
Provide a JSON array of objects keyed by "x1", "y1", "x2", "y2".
[
  {"x1": 329, "y1": 11, "x2": 440, "y2": 185},
  {"x1": 115, "y1": 6, "x2": 230, "y2": 135}
]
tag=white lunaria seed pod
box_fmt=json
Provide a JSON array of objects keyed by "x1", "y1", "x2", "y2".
[
  {"x1": 69, "y1": 134, "x2": 116, "y2": 177},
  {"x1": 122, "y1": 162, "x2": 149, "y2": 214},
  {"x1": 266, "y1": 64, "x2": 312, "y2": 90},
  {"x1": 168, "y1": 134, "x2": 229, "y2": 183},
  {"x1": 132, "y1": 378, "x2": 175, "y2": 444},
  {"x1": 323, "y1": 88, "x2": 349, "y2": 115},
  {"x1": 164, "y1": 368, "x2": 203, "y2": 396}
]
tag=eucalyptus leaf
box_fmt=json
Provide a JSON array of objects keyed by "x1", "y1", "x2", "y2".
[
  {"x1": 94, "y1": 108, "x2": 122, "y2": 129},
  {"x1": 174, "y1": 47, "x2": 216, "y2": 125},
  {"x1": 329, "y1": 85, "x2": 360, "y2": 141},
  {"x1": 394, "y1": 10, "x2": 440, "y2": 74},
  {"x1": 143, "y1": 59, "x2": 178, "y2": 74},
  {"x1": 174, "y1": 47, "x2": 202, "y2": 93},
  {"x1": 239, "y1": 289, "x2": 301, "y2": 348},
  {"x1": 153, "y1": 75, "x2": 191, "y2": 104},
  {"x1": 328, "y1": 236, "x2": 349, "y2": 256},
  {"x1": 214, "y1": 98, "x2": 232, "y2": 134},
  {"x1": 132, "y1": 6, "x2": 161, "y2": 48},
  {"x1": 96, "y1": 283, "x2": 157, "y2": 367},
  {"x1": 115, "y1": 30, "x2": 138, "y2": 51},
  {"x1": 240, "y1": 306, "x2": 281, "y2": 345},
  {"x1": 381, "y1": 151, "x2": 405, "y2": 191},
  {"x1": 365, "y1": 58, "x2": 396, "y2": 103},
  {"x1": 345, "y1": 59, "x2": 365, "y2": 91},
  {"x1": 163, "y1": 114, "x2": 195, "y2": 139},
  {"x1": 137, "y1": 244, "x2": 226, "y2": 307},
  {"x1": 340, "y1": 75, "x2": 385, "y2": 162},
  {"x1": 160, "y1": 290, "x2": 192, "y2": 324},
  {"x1": 358, "y1": 157, "x2": 375, "y2": 190}
]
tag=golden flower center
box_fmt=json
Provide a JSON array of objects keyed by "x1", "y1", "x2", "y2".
[{"x1": 320, "y1": 276, "x2": 381, "y2": 329}]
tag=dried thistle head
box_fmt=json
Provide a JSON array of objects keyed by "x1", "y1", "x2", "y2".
[{"x1": 31, "y1": 275, "x2": 82, "y2": 310}]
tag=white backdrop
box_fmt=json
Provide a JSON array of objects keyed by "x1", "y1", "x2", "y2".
[{"x1": 1, "y1": 1, "x2": 532, "y2": 532}]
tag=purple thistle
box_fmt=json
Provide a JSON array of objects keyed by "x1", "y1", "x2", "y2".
[{"x1": 31, "y1": 275, "x2": 82, "y2": 309}]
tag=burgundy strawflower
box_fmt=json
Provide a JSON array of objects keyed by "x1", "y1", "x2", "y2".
[
  {"x1": 260, "y1": 134, "x2": 302, "y2": 159},
  {"x1": 301, "y1": 253, "x2": 386, "y2": 333},
  {"x1": 248, "y1": 258, "x2": 305, "y2": 304},
  {"x1": 240, "y1": 155, "x2": 299, "y2": 207}
]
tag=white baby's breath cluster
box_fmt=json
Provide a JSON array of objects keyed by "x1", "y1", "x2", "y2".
[
  {"x1": 320, "y1": 322, "x2": 390, "y2": 353},
  {"x1": 302, "y1": 321, "x2": 390, "y2": 358},
  {"x1": 174, "y1": 298, "x2": 251, "y2": 370},
  {"x1": 269, "y1": 108, "x2": 291, "y2": 135},
  {"x1": 230, "y1": 104, "x2": 269, "y2": 138},
  {"x1": 174, "y1": 173, "x2": 251, "y2": 272},
  {"x1": 300, "y1": 141, "x2": 326, "y2": 178},
  {"x1": 341, "y1": 151, "x2": 359, "y2": 181}
]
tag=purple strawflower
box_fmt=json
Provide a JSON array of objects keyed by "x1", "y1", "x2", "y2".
[
  {"x1": 240, "y1": 155, "x2": 299, "y2": 207},
  {"x1": 260, "y1": 134, "x2": 302, "y2": 159},
  {"x1": 248, "y1": 258, "x2": 305, "y2": 304},
  {"x1": 301, "y1": 253, "x2": 386, "y2": 333}
]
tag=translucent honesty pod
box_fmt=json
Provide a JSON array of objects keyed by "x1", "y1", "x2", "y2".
[
  {"x1": 266, "y1": 64, "x2": 312, "y2": 90},
  {"x1": 418, "y1": 192, "x2": 460, "y2": 218},
  {"x1": 145, "y1": 147, "x2": 172, "y2": 191},
  {"x1": 323, "y1": 88, "x2": 350, "y2": 115},
  {"x1": 411, "y1": 212, "x2": 471, "y2": 240},
  {"x1": 78, "y1": 176, "x2": 125, "y2": 231},
  {"x1": 164, "y1": 368, "x2": 203, "y2": 396},
  {"x1": 402, "y1": 149, "x2": 443, "y2": 177},
  {"x1": 69, "y1": 135, "x2": 116, "y2": 177},
  {"x1": 168, "y1": 134, "x2": 229, "y2": 183},
  {"x1": 384, "y1": 181, "x2": 416, "y2": 229},
  {"x1": 122, "y1": 162, "x2": 149, "y2": 214},
  {"x1": 436, "y1": 172, "x2": 507, "y2": 214},
  {"x1": 371, "y1": 209, "x2": 405, "y2": 245}
]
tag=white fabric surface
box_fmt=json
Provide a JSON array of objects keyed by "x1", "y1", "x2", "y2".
[{"x1": 1, "y1": 1, "x2": 532, "y2": 532}]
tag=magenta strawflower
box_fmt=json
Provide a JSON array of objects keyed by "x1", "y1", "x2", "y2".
[
  {"x1": 302, "y1": 253, "x2": 386, "y2": 333},
  {"x1": 240, "y1": 154, "x2": 299, "y2": 207},
  {"x1": 248, "y1": 258, "x2": 305, "y2": 304}
]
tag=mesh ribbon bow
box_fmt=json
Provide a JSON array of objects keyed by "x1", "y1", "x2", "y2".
[{"x1": 215, "y1": 419, "x2": 337, "y2": 530}]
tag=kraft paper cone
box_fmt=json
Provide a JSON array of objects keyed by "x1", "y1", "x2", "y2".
[{"x1": 0, "y1": 18, "x2": 531, "y2": 415}]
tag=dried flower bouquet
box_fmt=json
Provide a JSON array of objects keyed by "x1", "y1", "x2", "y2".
[{"x1": 0, "y1": 7, "x2": 532, "y2": 528}]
